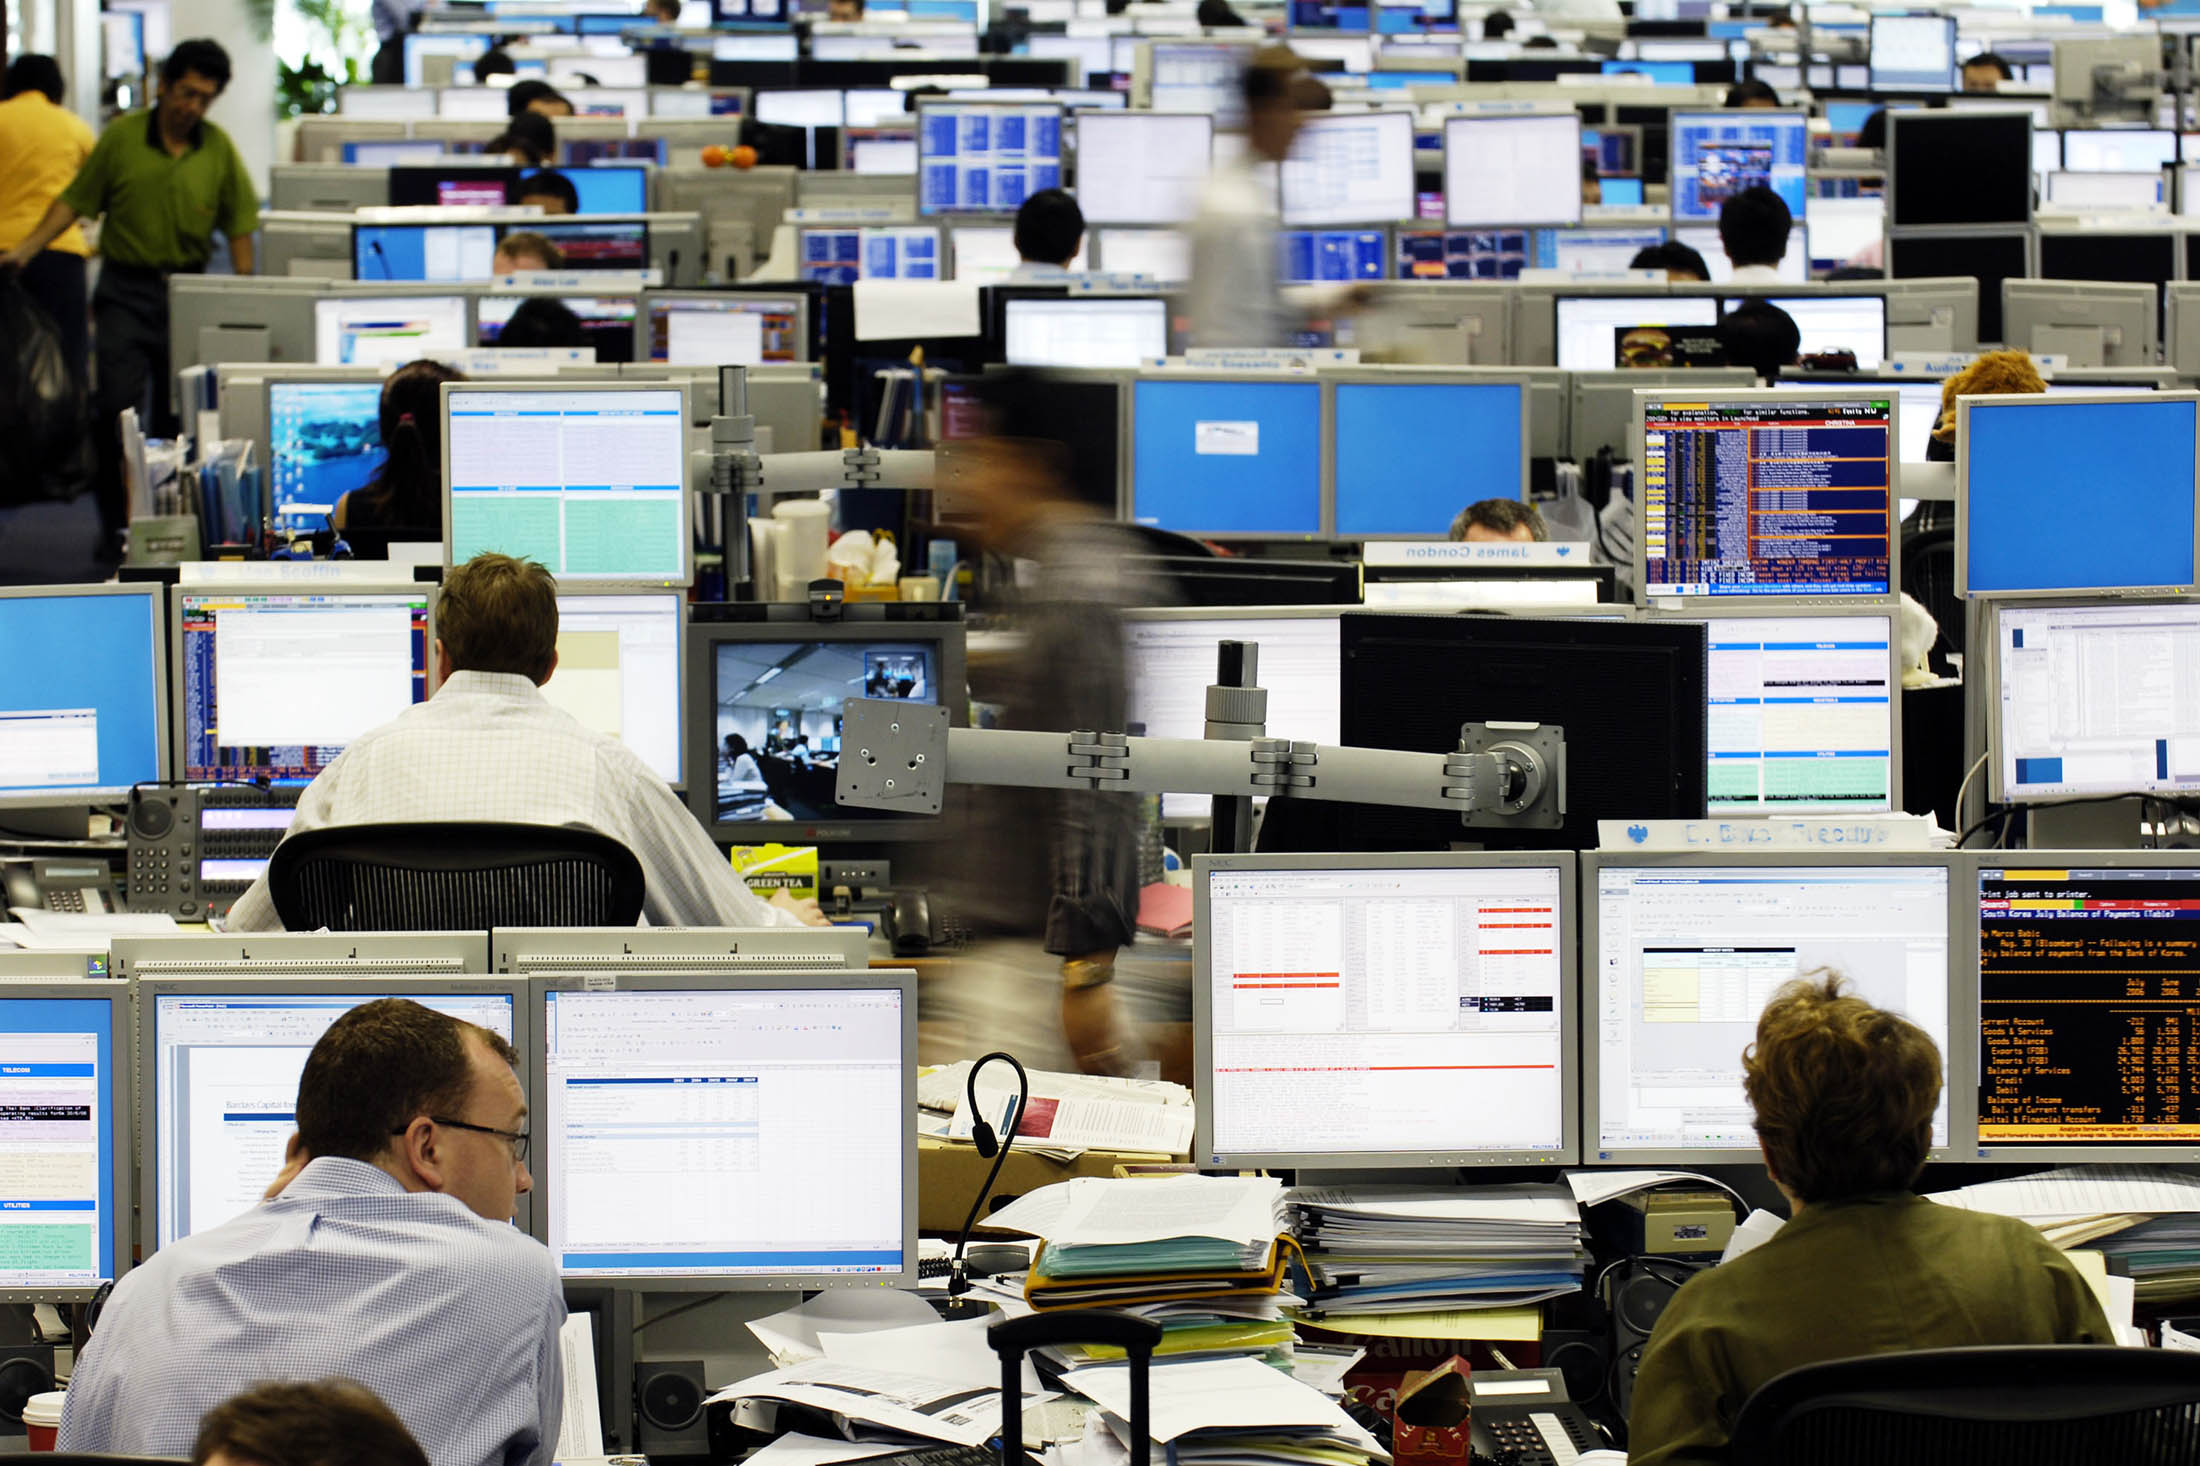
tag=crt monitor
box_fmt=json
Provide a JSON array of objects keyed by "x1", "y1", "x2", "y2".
[
  {"x1": 1443, "y1": 112, "x2": 1583, "y2": 229},
  {"x1": 1989, "y1": 598, "x2": 2200, "y2": 802},
  {"x1": 0, "y1": 585, "x2": 165, "y2": 808},
  {"x1": 534, "y1": 971, "x2": 915, "y2": 1287},
  {"x1": 689, "y1": 613, "x2": 968, "y2": 843},
  {"x1": 1667, "y1": 109, "x2": 1807, "y2": 224},
  {"x1": 1329, "y1": 375, "x2": 1527, "y2": 537},
  {"x1": 552, "y1": 164, "x2": 650, "y2": 215},
  {"x1": 476, "y1": 294, "x2": 639, "y2": 363},
  {"x1": 1958, "y1": 392, "x2": 2199, "y2": 597},
  {"x1": 0, "y1": 984, "x2": 130, "y2": 1298},
  {"x1": 1974, "y1": 856, "x2": 2200, "y2": 1161},
  {"x1": 352, "y1": 223, "x2": 498, "y2": 282},
  {"x1": 915, "y1": 101, "x2": 1065, "y2": 214},
  {"x1": 1194, "y1": 851, "x2": 1577, "y2": 1168},
  {"x1": 1074, "y1": 111, "x2": 1213, "y2": 226},
  {"x1": 529, "y1": 220, "x2": 650, "y2": 271},
  {"x1": 1553, "y1": 295, "x2": 1720, "y2": 372},
  {"x1": 546, "y1": 589, "x2": 685, "y2": 786},
  {"x1": 644, "y1": 291, "x2": 807, "y2": 365},
  {"x1": 1869, "y1": 13, "x2": 1957, "y2": 90},
  {"x1": 173, "y1": 586, "x2": 431, "y2": 785},
  {"x1": 443, "y1": 382, "x2": 692, "y2": 585},
  {"x1": 267, "y1": 379, "x2": 386, "y2": 521},
  {"x1": 1888, "y1": 110, "x2": 2032, "y2": 229},
  {"x1": 387, "y1": 164, "x2": 519, "y2": 207},
  {"x1": 1001, "y1": 297, "x2": 1166, "y2": 369},
  {"x1": 1130, "y1": 377, "x2": 1323, "y2": 537},
  {"x1": 140, "y1": 972, "x2": 522, "y2": 1250},
  {"x1": 1280, "y1": 110, "x2": 1416, "y2": 227},
  {"x1": 1636, "y1": 389, "x2": 1896, "y2": 600},
  {"x1": 313, "y1": 295, "x2": 469, "y2": 365},
  {"x1": 1584, "y1": 852, "x2": 1955, "y2": 1164}
]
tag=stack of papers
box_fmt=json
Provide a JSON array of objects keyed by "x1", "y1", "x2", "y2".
[
  {"x1": 918, "y1": 1061, "x2": 1195, "y2": 1162},
  {"x1": 1287, "y1": 1185, "x2": 1589, "y2": 1316},
  {"x1": 1929, "y1": 1167, "x2": 2200, "y2": 1305},
  {"x1": 1061, "y1": 1355, "x2": 1390, "y2": 1466}
]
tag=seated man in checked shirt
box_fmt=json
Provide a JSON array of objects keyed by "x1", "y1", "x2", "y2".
[
  {"x1": 60, "y1": 999, "x2": 564, "y2": 1466},
  {"x1": 223, "y1": 551, "x2": 825, "y2": 931}
]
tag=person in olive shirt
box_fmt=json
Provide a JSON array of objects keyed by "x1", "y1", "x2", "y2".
[
  {"x1": 1626, "y1": 975, "x2": 2114, "y2": 1466},
  {"x1": 1, "y1": 38, "x2": 259, "y2": 542}
]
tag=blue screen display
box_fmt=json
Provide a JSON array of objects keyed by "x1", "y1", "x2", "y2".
[
  {"x1": 1280, "y1": 230, "x2": 1388, "y2": 282},
  {"x1": 1132, "y1": 380, "x2": 1323, "y2": 535},
  {"x1": 1669, "y1": 112, "x2": 1808, "y2": 221},
  {"x1": 270, "y1": 382, "x2": 386, "y2": 520},
  {"x1": 1603, "y1": 59, "x2": 1693, "y2": 84},
  {"x1": 1333, "y1": 382, "x2": 1524, "y2": 535},
  {"x1": 917, "y1": 105, "x2": 1063, "y2": 214},
  {"x1": 1966, "y1": 398, "x2": 2198, "y2": 593},
  {"x1": 550, "y1": 165, "x2": 649, "y2": 215},
  {"x1": 1598, "y1": 178, "x2": 1645, "y2": 206},
  {"x1": 0, "y1": 592, "x2": 161, "y2": 800},
  {"x1": 0, "y1": 998, "x2": 117, "y2": 1286}
]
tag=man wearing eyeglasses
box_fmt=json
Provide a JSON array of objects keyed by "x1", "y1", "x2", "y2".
[{"x1": 56, "y1": 1000, "x2": 565, "y2": 1466}]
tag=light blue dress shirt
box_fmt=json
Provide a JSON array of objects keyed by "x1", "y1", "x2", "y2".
[{"x1": 59, "y1": 1157, "x2": 564, "y2": 1466}]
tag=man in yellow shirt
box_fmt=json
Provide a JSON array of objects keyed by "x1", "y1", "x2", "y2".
[{"x1": 0, "y1": 56, "x2": 96, "y2": 384}]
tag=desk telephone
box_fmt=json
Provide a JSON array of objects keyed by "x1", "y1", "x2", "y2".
[
  {"x1": 1, "y1": 859, "x2": 114, "y2": 914},
  {"x1": 1467, "y1": 1368, "x2": 1602, "y2": 1466}
]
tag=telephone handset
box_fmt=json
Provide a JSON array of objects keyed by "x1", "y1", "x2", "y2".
[
  {"x1": 1466, "y1": 1368, "x2": 1602, "y2": 1466},
  {"x1": 2, "y1": 859, "x2": 113, "y2": 915}
]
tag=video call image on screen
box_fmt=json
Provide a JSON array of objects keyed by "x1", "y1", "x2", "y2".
[
  {"x1": 713, "y1": 642, "x2": 937, "y2": 823},
  {"x1": 269, "y1": 383, "x2": 385, "y2": 519}
]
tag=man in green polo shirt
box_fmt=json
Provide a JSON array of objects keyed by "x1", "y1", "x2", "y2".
[{"x1": 1, "y1": 38, "x2": 259, "y2": 543}]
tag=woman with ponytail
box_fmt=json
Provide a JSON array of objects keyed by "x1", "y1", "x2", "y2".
[{"x1": 334, "y1": 359, "x2": 464, "y2": 536}]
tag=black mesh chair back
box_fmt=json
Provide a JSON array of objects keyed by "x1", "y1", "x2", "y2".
[
  {"x1": 1900, "y1": 523, "x2": 1962, "y2": 663},
  {"x1": 1731, "y1": 1345, "x2": 2200, "y2": 1466},
  {"x1": 268, "y1": 822, "x2": 646, "y2": 932}
]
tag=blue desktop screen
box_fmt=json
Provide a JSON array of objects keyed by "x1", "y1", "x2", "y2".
[
  {"x1": 545, "y1": 165, "x2": 649, "y2": 215},
  {"x1": 1132, "y1": 380, "x2": 1323, "y2": 535},
  {"x1": 1598, "y1": 178, "x2": 1645, "y2": 206},
  {"x1": 1669, "y1": 112, "x2": 1808, "y2": 221},
  {"x1": 1823, "y1": 101, "x2": 1876, "y2": 141},
  {"x1": 268, "y1": 382, "x2": 386, "y2": 521},
  {"x1": 1603, "y1": 59, "x2": 1693, "y2": 84},
  {"x1": 0, "y1": 998, "x2": 118, "y2": 1287},
  {"x1": 1333, "y1": 382, "x2": 1524, "y2": 535},
  {"x1": 917, "y1": 105, "x2": 1063, "y2": 214},
  {"x1": 1280, "y1": 230, "x2": 1388, "y2": 282},
  {"x1": 0, "y1": 592, "x2": 162, "y2": 800},
  {"x1": 1966, "y1": 398, "x2": 2198, "y2": 593},
  {"x1": 1367, "y1": 70, "x2": 1456, "y2": 87}
]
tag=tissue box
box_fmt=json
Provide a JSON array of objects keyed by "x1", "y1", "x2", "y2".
[
  {"x1": 1392, "y1": 1357, "x2": 1474, "y2": 1465},
  {"x1": 728, "y1": 844, "x2": 819, "y2": 902}
]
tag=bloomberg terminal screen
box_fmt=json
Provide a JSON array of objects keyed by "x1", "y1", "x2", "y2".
[
  {"x1": 1640, "y1": 397, "x2": 1894, "y2": 598},
  {"x1": 1978, "y1": 864, "x2": 2200, "y2": 1145}
]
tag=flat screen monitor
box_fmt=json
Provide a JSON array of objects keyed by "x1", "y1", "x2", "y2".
[
  {"x1": 444, "y1": 383, "x2": 691, "y2": 584},
  {"x1": 174, "y1": 586, "x2": 431, "y2": 785},
  {"x1": 1888, "y1": 231, "x2": 2026, "y2": 344},
  {"x1": 799, "y1": 227, "x2": 941, "y2": 283},
  {"x1": 690, "y1": 615, "x2": 967, "y2": 843},
  {"x1": 1585, "y1": 853, "x2": 1954, "y2": 1163},
  {"x1": 0, "y1": 586, "x2": 165, "y2": 807},
  {"x1": 1278, "y1": 229, "x2": 1387, "y2": 283},
  {"x1": 2044, "y1": 171, "x2": 2166, "y2": 211},
  {"x1": 1398, "y1": 228, "x2": 1660, "y2": 281},
  {"x1": 556, "y1": 163, "x2": 650, "y2": 214},
  {"x1": 938, "y1": 375, "x2": 1122, "y2": 514},
  {"x1": 1330, "y1": 377, "x2": 1526, "y2": 537},
  {"x1": 476, "y1": 293, "x2": 638, "y2": 362},
  {"x1": 1958, "y1": 393, "x2": 2198, "y2": 597},
  {"x1": 142, "y1": 976, "x2": 521, "y2": 1250},
  {"x1": 845, "y1": 130, "x2": 918, "y2": 175},
  {"x1": 715, "y1": 32, "x2": 800, "y2": 60},
  {"x1": 1194, "y1": 851, "x2": 1576, "y2": 1168},
  {"x1": 1130, "y1": 377, "x2": 1323, "y2": 537},
  {"x1": 1095, "y1": 227, "x2": 1192, "y2": 282},
  {"x1": 1074, "y1": 111, "x2": 1213, "y2": 226},
  {"x1": 268, "y1": 380, "x2": 386, "y2": 522},
  {"x1": 0, "y1": 985, "x2": 129, "y2": 1297},
  {"x1": 352, "y1": 223, "x2": 498, "y2": 282},
  {"x1": 344, "y1": 140, "x2": 447, "y2": 166},
  {"x1": 1002, "y1": 297, "x2": 1166, "y2": 368},
  {"x1": 1687, "y1": 607, "x2": 1897, "y2": 813},
  {"x1": 1888, "y1": 110, "x2": 2032, "y2": 228},
  {"x1": 1280, "y1": 110, "x2": 1415, "y2": 226},
  {"x1": 754, "y1": 89, "x2": 843, "y2": 128},
  {"x1": 1637, "y1": 389, "x2": 1895, "y2": 600},
  {"x1": 1870, "y1": 13, "x2": 1956, "y2": 90},
  {"x1": 1146, "y1": 40, "x2": 1249, "y2": 123},
  {"x1": 1672, "y1": 223, "x2": 1807, "y2": 285},
  {"x1": 388, "y1": 164, "x2": 518, "y2": 207},
  {"x1": 916, "y1": 102, "x2": 1064, "y2": 215},
  {"x1": 1804, "y1": 197, "x2": 1882, "y2": 273},
  {"x1": 530, "y1": 219, "x2": 650, "y2": 271},
  {"x1": 1894, "y1": 379, "x2": 1943, "y2": 462},
  {"x1": 1553, "y1": 295, "x2": 1720, "y2": 371},
  {"x1": 1990, "y1": 599, "x2": 2200, "y2": 802},
  {"x1": 2062, "y1": 128, "x2": 2177, "y2": 173},
  {"x1": 1443, "y1": 113, "x2": 1583, "y2": 228},
  {"x1": 313, "y1": 295, "x2": 469, "y2": 367},
  {"x1": 1729, "y1": 294, "x2": 1886, "y2": 369},
  {"x1": 535, "y1": 973, "x2": 915, "y2": 1286},
  {"x1": 1667, "y1": 109, "x2": 1806, "y2": 223},
  {"x1": 645, "y1": 292, "x2": 805, "y2": 364},
  {"x1": 1975, "y1": 857, "x2": 2200, "y2": 1159},
  {"x1": 548, "y1": 589, "x2": 684, "y2": 785}
]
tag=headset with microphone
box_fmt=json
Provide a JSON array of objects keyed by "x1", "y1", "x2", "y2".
[{"x1": 950, "y1": 1050, "x2": 1030, "y2": 1299}]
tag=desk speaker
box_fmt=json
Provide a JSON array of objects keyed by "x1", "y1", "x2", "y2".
[
  {"x1": 637, "y1": 1360, "x2": 710, "y2": 1458},
  {"x1": 1605, "y1": 1257, "x2": 1705, "y2": 1420}
]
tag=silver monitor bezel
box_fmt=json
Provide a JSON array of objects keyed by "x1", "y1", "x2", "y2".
[
  {"x1": 0, "y1": 584, "x2": 167, "y2": 810},
  {"x1": 0, "y1": 978, "x2": 134, "y2": 1300},
  {"x1": 1321, "y1": 369, "x2": 1533, "y2": 539},
  {"x1": 490, "y1": 925, "x2": 870, "y2": 974}
]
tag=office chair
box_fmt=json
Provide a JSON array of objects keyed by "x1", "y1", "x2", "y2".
[
  {"x1": 1730, "y1": 1344, "x2": 2200, "y2": 1466},
  {"x1": 268, "y1": 823, "x2": 646, "y2": 931},
  {"x1": 1899, "y1": 523, "x2": 1961, "y2": 664}
]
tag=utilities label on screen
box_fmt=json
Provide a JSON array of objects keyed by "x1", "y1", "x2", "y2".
[{"x1": 1196, "y1": 421, "x2": 1261, "y2": 456}]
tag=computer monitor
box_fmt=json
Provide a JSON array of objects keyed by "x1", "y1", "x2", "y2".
[
  {"x1": 556, "y1": 163, "x2": 651, "y2": 215},
  {"x1": 1636, "y1": 388, "x2": 1895, "y2": 601},
  {"x1": 1667, "y1": 109, "x2": 1806, "y2": 224},
  {"x1": 1278, "y1": 229, "x2": 1388, "y2": 283},
  {"x1": 547, "y1": 589, "x2": 684, "y2": 785},
  {"x1": 312, "y1": 295, "x2": 470, "y2": 367},
  {"x1": 1329, "y1": 375, "x2": 1526, "y2": 537},
  {"x1": 352, "y1": 222, "x2": 499, "y2": 282},
  {"x1": 1893, "y1": 378, "x2": 1944, "y2": 462},
  {"x1": 1583, "y1": 123, "x2": 1641, "y2": 178},
  {"x1": 2002, "y1": 277, "x2": 2160, "y2": 369},
  {"x1": 2044, "y1": 171, "x2": 2166, "y2": 211},
  {"x1": 173, "y1": 586, "x2": 432, "y2": 785},
  {"x1": 1194, "y1": 851, "x2": 1577, "y2": 1168},
  {"x1": 1958, "y1": 392, "x2": 2199, "y2": 597},
  {"x1": 1140, "y1": 39, "x2": 1253, "y2": 123},
  {"x1": 689, "y1": 613, "x2": 968, "y2": 843},
  {"x1": 1280, "y1": 110, "x2": 1415, "y2": 226},
  {"x1": 1887, "y1": 231, "x2": 2027, "y2": 345},
  {"x1": 1130, "y1": 377, "x2": 1323, "y2": 537},
  {"x1": 1988, "y1": 598, "x2": 2200, "y2": 802},
  {"x1": 1672, "y1": 223, "x2": 1807, "y2": 285},
  {"x1": 842, "y1": 128, "x2": 918, "y2": 176},
  {"x1": 1553, "y1": 295, "x2": 1720, "y2": 371},
  {"x1": 267, "y1": 379, "x2": 386, "y2": 522},
  {"x1": 493, "y1": 926, "x2": 870, "y2": 976},
  {"x1": 1869, "y1": 13, "x2": 1957, "y2": 90},
  {"x1": 533, "y1": 971, "x2": 915, "y2": 1287},
  {"x1": 1027, "y1": 31, "x2": 1116, "y2": 81},
  {"x1": 1094, "y1": 227, "x2": 1192, "y2": 282},
  {"x1": 950, "y1": 225, "x2": 1090, "y2": 282},
  {"x1": 643, "y1": 290, "x2": 806, "y2": 365},
  {"x1": 1398, "y1": 228, "x2": 1654, "y2": 281},
  {"x1": 1443, "y1": 112, "x2": 1583, "y2": 228},
  {"x1": 1804, "y1": 197, "x2": 1883, "y2": 274},
  {"x1": 137, "y1": 968, "x2": 520, "y2": 1251},
  {"x1": 0, "y1": 983, "x2": 131, "y2": 1298},
  {"x1": 530, "y1": 219, "x2": 651, "y2": 271},
  {"x1": 1888, "y1": 110, "x2": 2032, "y2": 229},
  {"x1": 389, "y1": 164, "x2": 520, "y2": 207},
  {"x1": 799, "y1": 226, "x2": 942, "y2": 284},
  {"x1": 345, "y1": 140, "x2": 447, "y2": 166},
  {"x1": 916, "y1": 101, "x2": 1065, "y2": 215},
  {"x1": 2062, "y1": 128, "x2": 2177, "y2": 173},
  {"x1": 477, "y1": 293, "x2": 638, "y2": 363},
  {"x1": 1124, "y1": 606, "x2": 1342, "y2": 818},
  {"x1": 1002, "y1": 297, "x2": 1167, "y2": 369},
  {"x1": 1729, "y1": 293, "x2": 1886, "y2": 369},
  {"x1": 1583, "y1": 852, "x2": 1956, "y2": 1164},
  {"x1": 1074, "y1": 111, "x2": 1213, "y2": 227},
  {"x1": 443, "y1": 382, "x2": 692, "y2": 584},
  {"x1": 0, "y1": 586, "x2": 165, "y2": 808}
]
